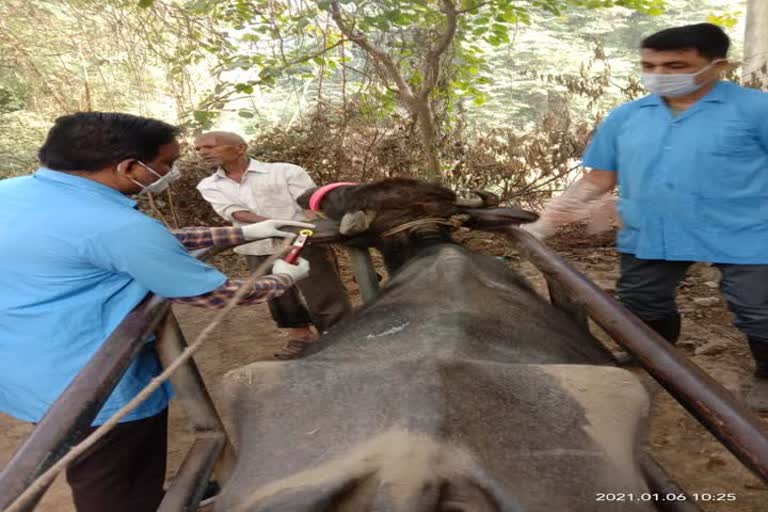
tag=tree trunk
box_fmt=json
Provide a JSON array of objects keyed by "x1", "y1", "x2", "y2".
[
  {"x1": 744, "y1": 0, "x2": 768, "y2": 88},
  {"x1": 412, "y1": 97, "x2": 442, "y2": 179},
  {"x1": 328, "y1": 0, "x2": 457, "y2": 182}
]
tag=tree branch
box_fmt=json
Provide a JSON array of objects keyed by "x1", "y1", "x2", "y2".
[
  {"x1": 418, "y1": 0, "x2": 458, "y2": 100},
  {"x1": 329, "y1": 1, "x2": 415, "y2": 103},
  {"x1": 285, "y1": 38, "x2": 346, "y2": 68},
  {"x1": 508, "y1": 162, "x2": 584, "y2": 199}
]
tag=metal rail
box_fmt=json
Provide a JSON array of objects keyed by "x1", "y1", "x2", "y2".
[
  {"x1": 157, "y1": 435, "x2": 225, "y2": 512},
  {"x1": 504, "y1": 226, "x2": 768, "y2": 484},
  {"x1": 639, "y1": 455, "x2": 702, "y2": 512},
  {"x1": 347, "y1": 246, "x2": 380, "y2": 303}
]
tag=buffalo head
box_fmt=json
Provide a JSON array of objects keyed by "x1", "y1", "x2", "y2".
[{"x1": 297, "y1": 178, "x2": 537, "y2": 241}]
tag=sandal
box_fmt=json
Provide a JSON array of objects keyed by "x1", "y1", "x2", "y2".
[{"x1": 274, "y1": 339, "x2": 315, "y2": 360}]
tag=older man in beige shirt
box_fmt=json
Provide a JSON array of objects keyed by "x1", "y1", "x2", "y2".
[{"x1": 195, "y1": 132, "x2": 351, "y2": 358}]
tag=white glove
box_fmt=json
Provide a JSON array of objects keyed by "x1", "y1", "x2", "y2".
[
  {"x1": 272, "y1": 257, "x2": 311, "y2": 282},
  {"x1": 585, "y1": 197, "x2": 620, "y2": 234},
  {"x1": 241, "y1": 219, "x2": 315, "y2": 240},
  {"x1": 519, "y1": 219, "x2": 552, "y2": 240},
  {"x1": 520, "y1": 177, "x2": 611, "y2": 240}
]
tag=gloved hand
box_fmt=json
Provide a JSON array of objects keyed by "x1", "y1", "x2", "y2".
[
  {"x1": 519, "y1": 219, "x2": 554, "y2": 240},
  {"x1": 241, "y1": 219, "x2": 315, "y2": 240},
  {"x1": 272, "y1": 257, "x2": 311, "y2": 282},
  {"x1": 520, "y1": 177, "x2": 611, "y2": 240}
]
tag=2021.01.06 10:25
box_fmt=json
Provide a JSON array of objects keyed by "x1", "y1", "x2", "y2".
[{"x1": 595, "y1": 492, "x2": 737, "y2": 502}]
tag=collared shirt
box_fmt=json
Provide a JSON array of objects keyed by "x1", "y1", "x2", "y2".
[
  {"x1": 0, "y1": 169, "x2": 227, "y2": 424},
  {"x1": 583, "y1": 81, "x2": 768, "y2": 264},
  {"x1": 196, "y1": 159, "x2": 315, "y2": 255}
]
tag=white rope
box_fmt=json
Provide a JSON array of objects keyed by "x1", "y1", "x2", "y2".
[{"x1": 380, "y1": 215, "x2": 468, "y2": 238}]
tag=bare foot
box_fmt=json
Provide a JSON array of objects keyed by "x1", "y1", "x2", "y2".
[
  {"x1": 286, "y1": 326, "x2": 316, "y2": 342},
  {"x1": 274, "y1": 338, "x2": 316, "y2": 360}
]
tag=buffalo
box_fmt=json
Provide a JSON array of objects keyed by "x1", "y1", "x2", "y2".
[{"x1": 214, "y1": 178, "x2": 652, "y2": 511}]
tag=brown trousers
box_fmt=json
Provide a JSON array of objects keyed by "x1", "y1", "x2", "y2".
[
  {"x1": 65, "y1": 409, "x2": 167, "y2": 512},
  {"x1": 246, "y1": 244, "x2": 351, "y2": 333}
]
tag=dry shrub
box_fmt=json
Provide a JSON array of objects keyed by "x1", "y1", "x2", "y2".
[
  {"x1": 148, "y1": 101, "x2": 593, "y2": 228},
  {"x1": 443, "y1": 109, "x2": 593, "y2": 207},
  {"x1": 247, "y1": 106, "x2": 425, "y2": 184}
]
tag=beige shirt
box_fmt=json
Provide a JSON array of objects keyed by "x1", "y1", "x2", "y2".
[{"x1": 197, "y1": 159, "x2": 315, "y2": 255}]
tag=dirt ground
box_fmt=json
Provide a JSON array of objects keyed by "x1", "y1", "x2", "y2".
[{"x1": 1, "y1": 228, "x2": 766, "y2": 511}]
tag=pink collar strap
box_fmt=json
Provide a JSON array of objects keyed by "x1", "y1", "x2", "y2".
[{"x1": 308, "y1": 182, "x2": 357, "y2": 212}]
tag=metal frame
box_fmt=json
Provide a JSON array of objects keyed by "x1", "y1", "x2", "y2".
[
  {"x1": 504, "y1": 226, "x2": 768, "y2": 485},
  {"x1": 640, "y1": 455, "x2": 702, "y2": 512},
  {"x1": 4, "y1": 233, "x2": 767, "y2": 511},
  {"x1": 154, "y1": 310, "x2": 236, "y2": 511},
  {"x1": 0, "y1": 249, "x2": 234, "y2": 512},
  {"x1": 347, "y1": 246, "x2": 380, "y2": 302}
]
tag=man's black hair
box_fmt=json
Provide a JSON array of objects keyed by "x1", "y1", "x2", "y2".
[
  {"x1": 641, "y1": 23, "x2": 730, "y2": 60},
  {"x1": 38, "y1": 112, "x2": 180, "y2": 171}
]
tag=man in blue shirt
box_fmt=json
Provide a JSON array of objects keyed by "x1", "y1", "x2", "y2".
[
  {"x1": 0, "y1": 112, "x2": 313, "y2": 511},
  {"x1": 523, "y1": 24, "x2": 768, "y2": 412}
]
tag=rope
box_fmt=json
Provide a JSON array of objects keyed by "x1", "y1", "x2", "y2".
[
  {"x1": 5, "y1": 243, "x2": 291, "y2": 512},
  {"x1": 380, "y1": 214, "x2": 469, "y2": 238}
]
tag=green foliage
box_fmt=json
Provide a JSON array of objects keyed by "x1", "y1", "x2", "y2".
[
  {"x1": 0, "y1": 0, "x2": 749, "y2": 188},
  {"x1": 178, "y1": 0, "x2": 668, "y2": 122},
  {"x1": 707, "y1": 12, "x2": 740, "y2": 28}
]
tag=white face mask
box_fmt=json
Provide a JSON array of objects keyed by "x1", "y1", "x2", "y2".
[
  {"x1": 130, "y1": 161, "x2": 181, "y2": 194},
  {"x1": 642, "y1": 59, "x2": 724, "y2": 98}
]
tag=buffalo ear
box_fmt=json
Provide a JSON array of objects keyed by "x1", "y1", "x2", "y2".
[
  {"x1": 296, "y1": 187, "x2": 319, "y2": 210},
  {"x1": 339, "y1": 210, "x2": 376, "y2": 235}
]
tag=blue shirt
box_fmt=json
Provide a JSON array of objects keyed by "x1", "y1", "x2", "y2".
[
  {"x1": 583, "y1": 81, "x2": 768, "y2": 263},
  {"x1": 0, "y1": 169, "x2": 227, "y2": 424}
]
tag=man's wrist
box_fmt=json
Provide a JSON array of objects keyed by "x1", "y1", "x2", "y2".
[{"x1": 232, "y1": 210, "x2": 268, "y2": 223}]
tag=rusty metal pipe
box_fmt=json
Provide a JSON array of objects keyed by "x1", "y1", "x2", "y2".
[
  {"x1": 154, "y1": 311, "x2": 236, "y2": 484},
  {"x1": 640, "y1": 454, "x2": 702, "y2": 512},
  {"x1": 505, "y1": 226, "x2": 768, "y2": 484},
  {"x1": 157, "y1": 434, "x2": 225, "y2": 512},
  {"x1": 347, "y1": 246, "x2": 380, "y2": 303}
]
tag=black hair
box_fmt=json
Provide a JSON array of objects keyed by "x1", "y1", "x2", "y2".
[
  {"x1": 38, "y1": 112, "x2": 180, "y2": 171},
  {"x1": 641, "y1": 23, "x2": 730, "y2": 60}
]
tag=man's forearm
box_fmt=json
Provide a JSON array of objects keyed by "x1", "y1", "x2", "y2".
[
  {"x1": 232, "y1": 210, "x2": 268, "y2": 223},
  {"x1": 172, "y1": 226, "x2": 245, "y2": 249},
  {"x1": 583, "y1": 169, "x2": 618, "y2": 192},
  {"x1": 171, "y1": 275, "x2": 295, "y2": 308}
]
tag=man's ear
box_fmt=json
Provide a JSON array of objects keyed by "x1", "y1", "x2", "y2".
[
  {"x1": 115, "y1": 159, "x2": 138, "y2": 178},
  {"x1": 109, "y1": 159, "x2": 143, "y2": 193}
]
